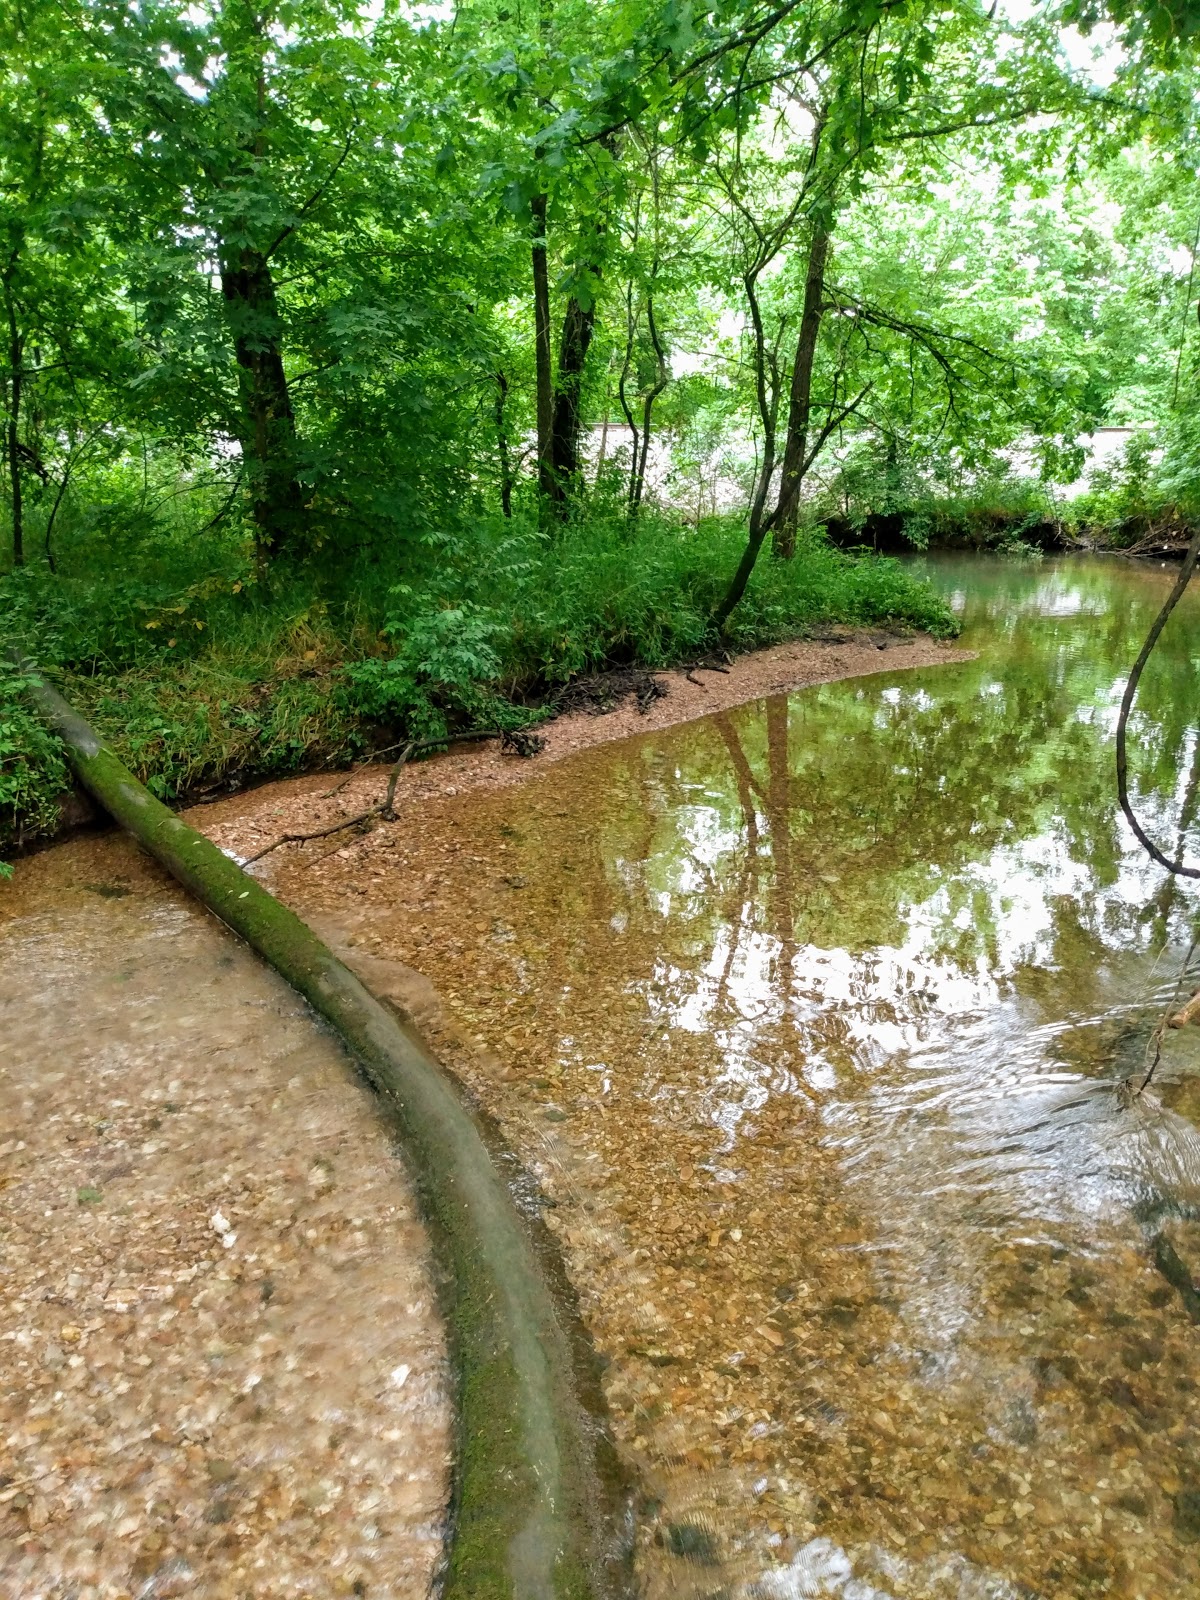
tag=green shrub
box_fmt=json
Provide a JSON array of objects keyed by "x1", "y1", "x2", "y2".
[
  {"x1": 0, "y1": 663, "x2": 70, "y2": 874},
  {"x1": 342, "y1": 602, "x2": 514, "y2": 740}
]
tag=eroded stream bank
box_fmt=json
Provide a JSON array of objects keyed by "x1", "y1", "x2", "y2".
[
  {"x1": 0, "y1": 836, "x2": 450, "y2": 1599},
  {"x1": 200, "y1": 557, "x2": 1200, "y2": 1600}
]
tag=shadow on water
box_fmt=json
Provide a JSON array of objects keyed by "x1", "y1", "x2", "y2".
[{"x1": 281, "y1": 554, "x2": 1200, "y2": 1599}]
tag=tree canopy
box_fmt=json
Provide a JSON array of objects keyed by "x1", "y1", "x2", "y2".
[
  {"x1": 2, "y1": 0, "x2": 1195, "y2": 576},
  {"x1": 3, "y1": 0, "x2": 1200, "y2": 859}
]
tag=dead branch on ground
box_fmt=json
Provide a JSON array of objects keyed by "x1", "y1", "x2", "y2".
[{"x1": 245, "y1": 727, "x2": 545, "y2": 865}]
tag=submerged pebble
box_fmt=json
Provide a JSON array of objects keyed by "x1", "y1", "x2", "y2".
[{"x1": 0, "y1": 837, "x2": 450, "y2": 1598}]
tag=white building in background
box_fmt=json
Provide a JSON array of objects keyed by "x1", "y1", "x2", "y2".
[{"x1": 585, "y1": 419, "x2": 1154, "y2": 521}]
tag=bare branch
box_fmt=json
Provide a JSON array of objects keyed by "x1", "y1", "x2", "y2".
[
  {"x1": 800, "y1": 381, "x2": 873, "y2": 477},
  {"x1": 265, "y1": 127, "x2": 357, "y2": 260}
]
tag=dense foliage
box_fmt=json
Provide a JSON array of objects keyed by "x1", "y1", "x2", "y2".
[{"x1": 2, "y1": 0, "x2": 1198, "y2": 856}]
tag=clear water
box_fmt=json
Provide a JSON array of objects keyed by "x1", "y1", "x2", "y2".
[
  {"x1": 275, "y1": 554, "x2": 1200, "y2": 1599},
  {"x1": 0, "y1": 835, "x2": 448, "y2": 1596}
]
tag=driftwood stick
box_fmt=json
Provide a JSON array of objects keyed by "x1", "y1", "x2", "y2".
[
  {"x1": 250, "y1": 728, "x2": 546, "y2": 863},
  {"x1": 242, "y1": 807, "x2": 381, "y2": 865}
]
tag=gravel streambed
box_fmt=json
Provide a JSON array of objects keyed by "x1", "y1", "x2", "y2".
[{"x1": 0, "y1": 834, "x2": 450, "y2": 1600}]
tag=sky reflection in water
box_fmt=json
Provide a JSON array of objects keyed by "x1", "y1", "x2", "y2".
[
  {"x1": 584, "y1": 554, "x2": 1200, "y2": 1592},
  {"x1": 638, "y1": 558, "x2": 1200, "y2": 1269}
]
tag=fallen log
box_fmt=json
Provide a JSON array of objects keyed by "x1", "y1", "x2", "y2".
[{"x1": 15, "y1": 656, "x2": 628, "y2": 1600}]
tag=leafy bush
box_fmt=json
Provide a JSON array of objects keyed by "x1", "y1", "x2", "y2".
[
  {"x1": 0, "y1": 663, "x2": 70, "y2": 874},
  {"x1": 342, "y1": 602, "x2": 513, "y2": 740},
  {"x1": 431, "y1": 509, "x2": 957, "y2": 689}
]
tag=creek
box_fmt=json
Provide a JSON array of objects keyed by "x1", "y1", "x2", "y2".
[
  {"x1": 10, "y1": 553, "x2": 1200, "y2": 1599},
  {"x1": 263, "y1": 552, "x2": 1200, "y2": 1599},
  {"x1": 0, "y1": 835, "x2": 450, "y2": 1595}
]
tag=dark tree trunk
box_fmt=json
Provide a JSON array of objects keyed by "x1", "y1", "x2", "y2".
[
  {"x1": 3, "y1": 270, "x2": 23, "y2": 568},
  {"x1": 772, "y1": 221, "x2": 831, "y2": 559},
  {"x1": 530, "y1": 191, "x2": 555, "y2": 505},
  {"x1": 630, "y1": 295, "x2": 667, "y2": 515},
  {"x1": 494, "y1": 371, "x2": 514, "y2": 518},
  {"x1": 219, "y1": 244, "x2": 304, "y2": 561},
  {"x1": 549, "y1": 133, "x2": 615, "y2": 513},
  {"x1": 549, "y1": 289, "x2": 596, "y2": 510}
]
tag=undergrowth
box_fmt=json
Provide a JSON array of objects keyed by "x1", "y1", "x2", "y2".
[{"x1": 0, "y1": 502, "x2": 956, "y2": 863}]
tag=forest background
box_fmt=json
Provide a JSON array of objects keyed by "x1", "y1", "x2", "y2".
[{"x1": 2, "y1": 0, "x2": 1198, "y2": 862}]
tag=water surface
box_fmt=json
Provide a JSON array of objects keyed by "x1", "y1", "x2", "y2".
[
  {"x1": 0, "y1": 835, "x2": 448, "y2": 1597},
  {"x1": 275, "y1": 555, "x2": 1200, "y2": 1599}
]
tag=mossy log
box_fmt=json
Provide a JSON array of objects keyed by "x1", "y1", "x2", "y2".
[{"x1": 17, "y1": 659, "x2": 628, "y2": 1600}]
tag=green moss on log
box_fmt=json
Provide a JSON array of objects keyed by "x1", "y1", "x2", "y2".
[{"x1": 16, "y1": 657, "x2": 629, "y2": 1600}]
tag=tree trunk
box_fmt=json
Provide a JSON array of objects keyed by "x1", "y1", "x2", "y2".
[
  {"x1": 43, "y1": 463, "x2": 70, "y2": 573},
  {"x1": 772, "y1": 221, "x2": 831, "y2": 559},
  {"x1": 548, "y1": 131, "x2": 615, "y2": 514},
  {"x1": 618, "y1": 288, "x2": 640, "y2": 511},
  {"x1": 3, "y1": 270, "x2": 24, "y2": 568},
  {"x1": 15, "y1": 656, "x2": 629, "y2": 1600},
  {"x1": 5, "y1": 365, "x2": 22, "y2": 570},
  {"x1": 595, "y1": 362, "x2": 612, "y2": 475},
  {"x1": 494, "y1": 371, "x2": 514, "y2": 518},
  {"x1": 549, "y1": 289, "x2": 596, "y2": 511},
  {"x1": 712, "y1": 269, "x2": 778, "y2": 633},
  {"x1": 630, "y1": 295, "x2": 668, "y2": 515},
  {"x1": 219, "y1": 244, "x2": 305, "y2": 562},
  {"x1": 530, "y1": 191, "x2": 556, "y2": 505}
]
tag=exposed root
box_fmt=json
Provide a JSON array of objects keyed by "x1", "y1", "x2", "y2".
[{"x1": 551, "y1": 667, "x2": 669, "y2": 718}]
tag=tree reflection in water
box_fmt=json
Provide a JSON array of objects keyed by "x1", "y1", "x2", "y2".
[{"x1": 281, "y1": 555, "x2": 1200, "y2": 1599}]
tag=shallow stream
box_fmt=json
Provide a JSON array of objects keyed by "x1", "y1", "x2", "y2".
[
  {"x1": 0, "y1": 837, "x2": 449, "y2": 1597},
  {"x1": 10, "y1": 555, "x2": 1200, "y2": 1599},
  {"x1": 270, "y1": 554, "x2": 1200, "y2": 1600}
]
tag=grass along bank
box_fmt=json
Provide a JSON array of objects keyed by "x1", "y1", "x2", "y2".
[{"x1": 0, "y1": 507, "x2": 956, "y2": 870}]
